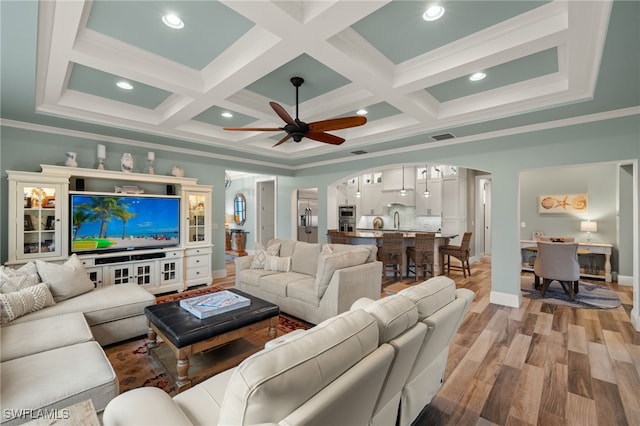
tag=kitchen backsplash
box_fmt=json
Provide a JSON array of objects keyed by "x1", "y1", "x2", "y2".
[{"x1": 358, "y1": 205, "x2": 441, "y2": 231}]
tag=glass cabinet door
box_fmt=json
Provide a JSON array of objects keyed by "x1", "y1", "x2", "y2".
[
  {"x1": 19, "y1": 184, "x2": 62, "y2": 259},
  {"x1": 187, "y1": 192, "x2": 209, "y2": 244}
]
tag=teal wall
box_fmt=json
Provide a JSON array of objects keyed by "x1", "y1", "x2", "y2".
[{"x1": 2, "y1": 114, "x2": 639, "y2": 305}]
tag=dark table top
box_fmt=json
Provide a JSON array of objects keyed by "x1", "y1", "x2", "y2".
[{"x1": 145, "y1": 289, "x2": 279, "y2": 348}]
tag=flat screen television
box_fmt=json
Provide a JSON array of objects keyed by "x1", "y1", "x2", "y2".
[{"x1": 70, "y1": 193, "x2": 180, "y2": 255}]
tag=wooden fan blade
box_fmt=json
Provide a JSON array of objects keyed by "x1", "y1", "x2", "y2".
[
  {"x1": 223, "y1": 127, "x2": 282, "y2": 131},
  {"x1": 273, "y1": 133, "x2": 292, "y2": 147},
  {"x1": 308, "y1": 116, "x2": 366, "y2": 132},
  {"x1": 270, "y1": 102, "x2": 296, "y2": 126},
  {"x1": 305, "y1": 132, "x2": 345, "y2": 145}
]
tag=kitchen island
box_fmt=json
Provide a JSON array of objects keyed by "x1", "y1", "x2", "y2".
[{"x1": 341, "y1": 230, "x2": 458, "y2": 277}]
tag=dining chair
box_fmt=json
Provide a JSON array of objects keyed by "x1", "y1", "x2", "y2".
[
  {"x1": 406, "y1": 232, "x2": 436, "y2": 281},
  {"x1": 533, "y1": 241, "x2": 580, "y2": 301},
  {"x1": 440, "y1": 232, "x2": 472, "y2": 278},
  {"x1": 379, "y1": 232, "x2": 404, "y2": 280}
]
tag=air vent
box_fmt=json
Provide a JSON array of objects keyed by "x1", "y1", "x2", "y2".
[
  {"x1": 430, "y1": 133, "x2": 455, "y2": 141},
  {"x1": 351, "y1": 150, "x2": 368, "y2": 155}
]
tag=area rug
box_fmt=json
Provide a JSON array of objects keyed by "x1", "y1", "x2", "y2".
[
  {"x1": 105, "y1": 287, "x2": 312, "y2": 396},
  {"x1": 521, "y1": 276, "x2": 621, "y2": 309}
]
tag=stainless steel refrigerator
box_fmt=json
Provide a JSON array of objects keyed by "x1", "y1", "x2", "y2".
[{"x1": 297, "y1": 188, "x2": 318, "y2": 243}]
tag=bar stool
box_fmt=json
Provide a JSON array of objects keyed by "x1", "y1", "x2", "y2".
[
  {"x1": 440, "y1": 232, "x2": 472, "y2": 277},
  {"x1": 406, "y1": 232, "x2": 435, "y2": 281},
  {"x1": 379, "y1": 232, "x2": 404, "y2": 280}
]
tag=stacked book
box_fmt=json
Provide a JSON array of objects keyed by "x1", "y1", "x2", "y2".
[{"x1": 180, "y1": 291, "x2": 250, "y2": 319}]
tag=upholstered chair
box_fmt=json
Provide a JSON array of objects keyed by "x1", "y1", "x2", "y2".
[
  {"x1": 440, "y1": 232, "x2": 473, "y2": 278},
  {"x1": 533, "y1": 241, "x2": 580, "y2": 301}
]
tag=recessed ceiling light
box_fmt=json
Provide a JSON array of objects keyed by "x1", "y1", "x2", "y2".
[
  {"x1": 221, "y1": 112, "x2": 233, "y2": 118},
  {"x1": 356, "y1": 109, "x2": 368, "y2": 115},
  {"x1": 469, "y1": 72, "x2": 486, "y2": 81},
  {"x1": 162, "y1": 14, "x2": 184, "y2": 29},
  {"x1": 116, "y1": 81, "x2": 133, "y2": 90},
  {"x1": 423, "y1": 5, "x2": 445, "y2": 21}
]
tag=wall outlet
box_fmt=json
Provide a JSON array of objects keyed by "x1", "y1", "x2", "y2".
[{"x1": 520, "y1": 221, "x2": 526, "y2": 228}]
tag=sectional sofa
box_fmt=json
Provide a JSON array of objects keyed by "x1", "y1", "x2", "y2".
[
  {"x1": 0, "y1": 255, "x2": 155, "y2": 425},
  {"x1": 235, "y1": 238, "x2": 383, "y2": 324},
  {"x1": 102, "y1": 275, "x2": 474, "y2": 426}
]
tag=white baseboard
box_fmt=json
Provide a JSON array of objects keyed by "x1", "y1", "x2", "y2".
[
  {"x1": 490, "y1": 290, "x2": 522, "y2": 308},
  {"x1": 212, "y1": 268, "x2": 227, "y2": 280},
  {"x1": 617, "y1": 275, "x2": 634, "y2": 286}
]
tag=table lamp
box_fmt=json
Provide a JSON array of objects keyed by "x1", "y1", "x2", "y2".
[{"x1": 580, "y1": 220, "x2": 597, "y2": 242}]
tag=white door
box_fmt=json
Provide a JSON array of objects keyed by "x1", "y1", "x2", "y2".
[
  {"x1": 257, "y1": 180, "x2": 275, "y2": 245},
  {"x1": 483, "y1": 179, "x2": 492, "y2": 255}
]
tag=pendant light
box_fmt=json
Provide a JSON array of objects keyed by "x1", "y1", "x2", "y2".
[
  {"x1": 423, "y1": 164, "x2": 431, "y2": 197},
  {"x1": 355, "y1": 175, "x2": 361, "y2": 198},
  {"x1": 399, "y1": 165, "x2": 407, "y2": 196}
]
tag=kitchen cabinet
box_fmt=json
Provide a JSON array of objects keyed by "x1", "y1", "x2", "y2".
[
  {"x1": 442, "y1": 174, "x2": 467, "y2": 220},
  {"x1": 383, "y1": 167, "x2": 415, "y2": 191},
  {"x1": 362, "y1": 182, "x2": 383, "y2": 215}
]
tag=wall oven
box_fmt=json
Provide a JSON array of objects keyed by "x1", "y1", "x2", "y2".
[
  {"x1": 338, "y1": 205, "x2": 356, "y2": 232},
  {"x1": 339, "y1": 221, "x2": 355, "y2": 233}
]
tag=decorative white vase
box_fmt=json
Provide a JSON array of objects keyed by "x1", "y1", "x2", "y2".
[
  {"x1": 172, "y1": 165, "x2": 185, "y2": 177},
  {"x1": 65, "y1": 152, "x2": 78, "y2": 167},
  {"x1": 121, "y1": 153, "x2": 134, "y2": 173}
]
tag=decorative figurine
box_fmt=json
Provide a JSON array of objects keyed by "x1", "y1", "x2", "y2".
[
  {"x1": 147, "y1": 151, "x2": 155, "y2": 175},
  {"x1": 97, "y1": 144, "x2": 106, "y2": 170},
  {"x1": 172, "y1": 165, "x2": 185, "y2": 177}
]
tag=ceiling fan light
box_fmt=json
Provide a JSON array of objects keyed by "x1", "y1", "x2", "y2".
[
  {"x1": 470, "y1": 72, "x2": 486, "y2": 81},
  {"x1": 162, "y1": 14, "x2": 184, "y2": 29},
  {"x1": 423, "y1": 5, "x2": 445, "y2": 21}
]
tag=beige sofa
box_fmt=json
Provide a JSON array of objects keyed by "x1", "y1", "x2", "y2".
[
  {"x1": 101, "y1": 276, "x2": 474, "y2": 426},
  {"x1": 0, "y1": 257, "x2": 156, "y2": 424},
  {"x1": 235, "y1": 239, "x2": 382, "y2": 324}
]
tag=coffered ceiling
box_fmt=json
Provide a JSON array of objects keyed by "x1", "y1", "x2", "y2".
[{"x1": 1, "y1": 0, "x2": 638, "y2": 169}]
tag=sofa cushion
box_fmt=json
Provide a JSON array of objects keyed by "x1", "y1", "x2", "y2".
[
  {"x1": 286, "y1": 277, "x2": 319, "y2": 306},
  {"x1": 8, "y1": 282, "x2": 155, "y2": 327},
  {"x1": 250, "y1": 243, "x2": 281, "y2": 269},
  {"x1": 398, "y1": 276, "x2": 456, "y2": 320},
  {"x1": 269, "y1": 239, "x2": 297, "y2": 258},
  {"x1": 0, "y1": 283, "x2": 55, "y2": 325},
  {"x1": 259, "y1": 272, "x2": 310, "y2": 297},
  {"x1": 218, "y1": 309, "x2": 379, "y2": 425},
  {"x1": 315, "y1": 247, "x2": 371, "y2": 298},
  {"x1": 327, "y1": 243, "x2": 378, "y2": 263},
  {"x1": 237, "y1": 269, "x2": 280, "y2": 287},
  {"x1": 36, "y1": 254, "x2": 94, "y2": 302},
  {"x1": 0, "y1": 341, "x2": 118, "y2": 421},
  {"x1": 0, "y1": 262, "x2": 41, "y2": 293},
  {"x1": 264, "y1": 255, "x2": 292, "y2": 272},
  {"x1": 291, "y1": 242, "x2": 322, "y2": 276},
  {"x1": 352, "y1": 294, "x2": 418, "y2": 345},
  {"x1": 0, "y1": 312, "x2": 93, "y2": 362}
]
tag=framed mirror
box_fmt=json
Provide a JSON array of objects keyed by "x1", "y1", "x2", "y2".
[{"x1": 234, "y1": 193, "x2": 246, "y2": 225}]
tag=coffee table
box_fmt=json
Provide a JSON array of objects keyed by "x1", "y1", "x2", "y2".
[{"x1": 145, "y1": 289, "x2": 279, "y2": 392}]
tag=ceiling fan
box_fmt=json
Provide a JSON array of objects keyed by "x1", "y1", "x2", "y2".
[{"x1": 224, "y1": 77, "x2": 367, "y2": 147}]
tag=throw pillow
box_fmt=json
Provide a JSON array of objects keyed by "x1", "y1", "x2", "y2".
[
  {"x1": 321, "y1": 245, "x2": 335, "y2": 255},
  {"x1": 315, "y1": 247, "x2": 371, "y2": 298},
  {"x1": 264, "y1": 255, "x2": 292, "y2": 272},
  {"x1": 36, "y1": 254, "x2": 95, "y2": 302},
  {"x1": 0, "y1": 262, "x2": 41, "y2": 294},
  {"x1": 0, "y1": 283, "x2": 55, "y2": 324},
  {"x1": 250, "y1": 242, "x2": 281, "y2": 270}
]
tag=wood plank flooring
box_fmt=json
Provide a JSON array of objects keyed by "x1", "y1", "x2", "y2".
[{"x1": 214, "y1": 255, "x2": 638, "y2": 426}]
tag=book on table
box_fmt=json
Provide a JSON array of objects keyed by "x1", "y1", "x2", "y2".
[{"x1": 180, "y1": 290, "x2": 251, "y2": 319}]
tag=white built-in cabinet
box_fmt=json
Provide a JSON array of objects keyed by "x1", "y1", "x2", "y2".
[
  {"x1": 6, "y1": 166, "x2": 213, "y2": 294},
  {"x1": 441, "y1": 167, "x2": 467, "y2": 245},
  {"x1": 415, "y1": 173, "x2": 442, "y2": 216}
]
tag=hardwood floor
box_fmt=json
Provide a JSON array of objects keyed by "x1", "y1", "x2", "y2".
[{"x1": 215, "y1": 255, "x2": 639, "y2": 426}]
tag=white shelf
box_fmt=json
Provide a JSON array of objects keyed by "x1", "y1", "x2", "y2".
[{"x1": 40, "y1": 165, "x2": 198, "y2": 186}]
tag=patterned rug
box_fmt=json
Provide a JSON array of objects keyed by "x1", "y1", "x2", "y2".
[
  {"x1": 104, "y1": 286, "x2": 312, "y2": 396},
  {"x1": 520, "y1": 276, "x2": 621, "y2": 309}
]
